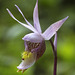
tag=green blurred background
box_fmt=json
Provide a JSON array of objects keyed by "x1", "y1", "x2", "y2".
[{"x1": 0, "y1": 0, "x2": 75, "y2": 75}]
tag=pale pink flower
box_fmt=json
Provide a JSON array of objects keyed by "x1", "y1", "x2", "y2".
[{"x1": 6, "y1": 0, "x2": 68, "y2": 73}]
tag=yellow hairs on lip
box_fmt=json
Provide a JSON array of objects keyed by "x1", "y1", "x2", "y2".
[{"x1": 22, "y1": 51, "x2": 32, "y2": 60}]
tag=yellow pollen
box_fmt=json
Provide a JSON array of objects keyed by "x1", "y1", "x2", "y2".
[{"x1": 22, "y1": 51, "x2": 32, "y2": 60}]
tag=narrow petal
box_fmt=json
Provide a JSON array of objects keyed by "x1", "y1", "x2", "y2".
[
  {"x1": 54, "y1": 32, "x2": 57, "y2": 51},
  {"x1": 6, "y1": 8, "x2": 38, "y2": 33},
  {"x1": 33, "y1": 0, "x2": 42, "y2": 33},
  {"x1": 42, "y1": 16, "x2": 69, "y2": 40},
  {"x1": 15, "y1": 4, "x2": 33, "y2": 27}
]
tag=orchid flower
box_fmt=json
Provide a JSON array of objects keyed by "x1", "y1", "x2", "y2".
[{"x1": 6, "y1": 0, "x2": 68, "y2": 73}]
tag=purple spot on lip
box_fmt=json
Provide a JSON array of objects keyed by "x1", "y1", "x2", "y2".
[{"x1": 22, "y1": 58, "x2": 24, "y2": 60}]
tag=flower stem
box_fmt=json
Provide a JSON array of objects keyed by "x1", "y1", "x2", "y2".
[{"x1": 49, "y1": 39, "x2": 57, "y2": 75}]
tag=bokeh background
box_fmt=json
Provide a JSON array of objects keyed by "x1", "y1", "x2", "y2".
[{"x1": 0, "y1": 0, "x2": 75, "y2": 75}]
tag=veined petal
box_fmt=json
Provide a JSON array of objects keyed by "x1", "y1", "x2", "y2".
[
  {"x1": 15, "y1": 4, "x2": 33, "y2": 27},
  {"x1": 33, "y1": 0, "x2": 42, "y2": 33},
  {"x1": 42, "y1": 16, "x2": 69, "y2": 40},
  {"x1": 17, "y1": 52, "x2": 36, "y2": 70},
  {"x1": 54, "y1": 32, "x2": 57, "y2": 51},
  {"x1": 6, "y1": 8, "x2": 38, "y2": 33}
]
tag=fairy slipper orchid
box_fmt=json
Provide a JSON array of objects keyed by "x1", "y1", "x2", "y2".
[{"x1": 6, "y1": 0, "x2": 68, "y2": 73}]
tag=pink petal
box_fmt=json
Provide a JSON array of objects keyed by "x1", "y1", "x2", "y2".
[
  {"x1": 6, "y1": 8, "x2": 38, "y2": 33},
  {"x1": 54, "y1": 32, "x2": 57, "y2": 51},
  {"x1": 42, "y1": 16, "x2": 69, "y2": 40},
  {"x1": 15, "y1": 4, "x2": 33, "y2": 27},
  {"x1": 33, "y1": 0, "x2": 42, "y2": 33}
]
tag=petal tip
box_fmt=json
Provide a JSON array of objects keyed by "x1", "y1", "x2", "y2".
[
  {"x1": 15, "y1": 4, "x2": 17, "y2": 6},
  {"x1": 22, "y1": 37, "x2": 24, "y2": 40},
  {"x1": 67, "y1": 16, "x2": 69, "y2": 18},
  {"x1": 15, "y1": 4, "x2": 18, "y2": 8},
  {"x1": 66, "y1": 16, "x2": 69, "y2": 19},
  {"x1": 63, "y1": 16, "x2": 69, "y2": 21},
  {"x1": 6, "y1": 8, "x2": 9, "y2": 11}
]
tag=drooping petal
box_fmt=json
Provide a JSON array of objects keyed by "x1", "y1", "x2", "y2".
[
  {"x1": 15, "y1": 4, "x2": 33, "y2": 27},
  {"x1": 42, "y1": 16, "x2": 69, "y2": 40},
  {"x1": 17, "y1": 52, "x2": 36, "y2": 71},
  {"x1": 6, "y1": 8, "x2": 38, "y2": 33},
  {"x1": 54, "y1": 32, "x2": 57, "y2": 51},
  {"x1": 33, "y1": 0, "x2": 42, "y2": 33}
]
